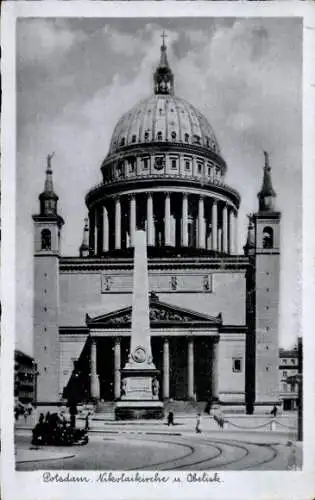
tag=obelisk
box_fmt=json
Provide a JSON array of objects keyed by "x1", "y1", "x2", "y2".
[
  {"x1": 126, "y1": 230, "x2": 155, "y2": 370},
  {"x1": 115, "y1": 230, "x2": 164, "y2": 419}
]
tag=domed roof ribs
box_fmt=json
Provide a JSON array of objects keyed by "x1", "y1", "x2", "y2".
[
  {"x1": 154, "y1": 32, "x2": 174, "y2": 96},
  {"x1": 257, "y1": 151, "x2": 276, "y2": 211}
]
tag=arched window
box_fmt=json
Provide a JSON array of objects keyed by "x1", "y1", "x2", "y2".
[
  {"x1": 171, "y1": 131, "x2": 176, "y2": 141},
  {"x1": 41, "y1": 229, "x2": 51, "y2": 250},
  {"x1": 157, "y1": 131, "x2": 163, "y2": 141},
  {"x1": 120, "y1": 137, "x2": 125, "y2": 146},
  {"x1": 131, "y1": 134, "x2": 136, "y2": 143},
  {"x1": 263, "y1": 226, "x2": 274, "y2": 249},
  {"x1": 184, "y1": 133, "x2": 189, "y2": 143},
  {"x1": 144, "y1": 131, "x2": 149, "y2": 141}
]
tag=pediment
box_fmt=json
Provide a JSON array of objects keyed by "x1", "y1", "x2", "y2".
[{"x1": 86, "y1": 298, "x2": 222, "y2": 328}]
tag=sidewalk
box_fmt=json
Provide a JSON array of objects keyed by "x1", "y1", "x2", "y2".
[{"x1": 16, "y1": 446, "x2": 75, "y2": 464}]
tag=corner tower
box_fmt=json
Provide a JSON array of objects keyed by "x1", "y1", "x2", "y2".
[
  {"x1": 33, "y1": 153, "x2": 64, "y2": 403},
  {"x1": 253, "y1": 152, "x2": 281, "y2": 409}
]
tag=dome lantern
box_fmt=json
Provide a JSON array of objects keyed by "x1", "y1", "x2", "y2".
[{"x1": 153, "y1": 32, "x2": 174, "y2": 96}]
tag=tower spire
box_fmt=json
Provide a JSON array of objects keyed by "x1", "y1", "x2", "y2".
[
  {"x1": 39, "y1": 152, "x2": 59, "y2": 216},
  {"x1": 79, "y1": 217, "x2": 89, "y2": 257},
  {"x1": 243, "y1": 213, "x2": 255, "y2": 256},
  {"x1": 258, "y1": 151, "x2": 276, "y2": 212},
  {"x1": 153, "y1": 32, "x2": 174, "y2": 95}
]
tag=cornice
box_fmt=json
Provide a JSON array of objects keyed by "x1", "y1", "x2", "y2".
[
  {"x1": 59, "y1": 255, "x2": 251, "y2": 273},
  {"x1": 85, "y1": 175, "x2": 240, "y2": 209}
]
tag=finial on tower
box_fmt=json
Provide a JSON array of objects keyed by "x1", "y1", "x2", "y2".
[
  {"x1": 258, "y1": 151, "x2": 276, "y2": 212},
  {"x1": 44, "y1": 152, "x2": 56, "y2": 193},
  {"x1": 153, "y1": 31, "x2": 174, "y2": 96},
  {"x1": 39, "y1": 152, "x2": 59, "y2": 216}
]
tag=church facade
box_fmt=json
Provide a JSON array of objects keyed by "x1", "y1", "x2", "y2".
[{"x1": 33, "y1": 39, "x2": 281, "y2": 413}]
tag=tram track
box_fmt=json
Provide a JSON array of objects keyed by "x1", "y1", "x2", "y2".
[{"x1": 120, "y1": 434, "x2": 280, "y2": 471}]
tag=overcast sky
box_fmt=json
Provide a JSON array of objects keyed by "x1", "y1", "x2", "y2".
[{"x1": 16, "y1": 17, "x2": 302, "y2": 355}]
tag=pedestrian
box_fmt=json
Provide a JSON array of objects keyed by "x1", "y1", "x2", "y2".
[
  {"x1": 195, "y1": 413, "x2": 202, "y2": 433},
  {"x1": 204, "y1": 401, "x2": 211, "y2": 415},
  {"x1": 24, "y1": 409, "x2": 28, "y2": 424},
  {"x1": 27, "y1": 402, "x2": 33, "y2": 416},
  {"x1": 85, "y1": 411, "x2": 90, "y2": 431},
  {"x1": 69, "y1": 403, "x2": 78, "y2": 428},
  {"x1": 167, "y1": 411, "x2": 174, "y2": 426},
  {"x1": 270, "y1": 405, "x2": 278, "y2": 417}
]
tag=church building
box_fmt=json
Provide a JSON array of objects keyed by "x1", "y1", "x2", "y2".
[{"x1": 33, "y1": 38, "x2": 281, "y2": 413}]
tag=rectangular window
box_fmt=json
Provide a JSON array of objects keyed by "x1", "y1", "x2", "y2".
[
  {"x1": 171, "y1": 159, "x2": 177, "y2": 169},
  {"x1": 290, "y1": 384, "x2": 296, "y2": 393},
  {"x1": 283, "y1": 370, "x2": 287, "y2": 377},
  {"x1": 197, "y1": 163, "x2": 202, "y2": 174},
  {"x1": 283, "y1": 359, "x2": 287, "y2": 364},
  {"x1": 129, "y1": 162, "x2": 135, "y2": 173},
  {"x1": 185, "y1": 160, "x2": 190, "y2": 171},
  {"x1": 232, "y1": 358, "x2": 242, "y2": 373},
  {"x1": 142, "y1": 158, "x2": 149, "y2": 169}
]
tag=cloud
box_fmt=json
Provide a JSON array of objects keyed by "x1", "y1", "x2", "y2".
[{"x1": 17, "y1": 18, "x2": 87, "y2": 65}]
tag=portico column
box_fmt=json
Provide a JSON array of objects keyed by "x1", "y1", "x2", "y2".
[
  {"x1": 147, "y1": 193, "x2": 154, "y2": 246},
  {"x1": 212, "y1": 200, "x2": 218, "y2": 251},
  {"x1": 90, "y1": 338, "x2": 100, "y2": 400},
  {"x1": 164, "y1": 193, "x2": 171, "y2": 246},
  {"x1": 114, "y1": 337, "x2": 121, "y2": 400},
  {"x1": 163, "y1": 338, "x2": 170, "y2": 400},
  {"x1": 223, "y1": 204, "x2": 228, "y2": 253},
  {"x1": 130, "y1": 195, "x2": 136, "y2": 247},
  {"x1": 198, "y1": 195, "x2": 205, "y2": 249},
  {"x1": 115, "y1": 197, "x2": 121, "y2": 250},
  {"x1": 187, "y1": 338, "x2": 194, "y2": 399},
  {"x1": 182, "y1": 194, "x2": 189, "y2": 247},
  {"x1": 103, "y1": 206, "x2": 109, "y2": 252},
  {"x1": 212, "y1": 340, "x2": 219, "y2": 401}
]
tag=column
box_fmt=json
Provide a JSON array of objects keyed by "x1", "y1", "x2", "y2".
[
  {"x1": 229, "y1": 209, "x2": 234, "y2": 254},
  {"x1": 234, "y1": 212, "x2": 238, "y2": 254},
  {"x1": 163, "y1": 338, "x2": 170, "y2": 400},
  {"x1": 164, "y1": 193, "x2": 171, "y2": 246},
  {"x1": 90, "y1": 339, "x2": 100, "y2": 400},
  {"x1": 94, "y1": 209, "x2": 98, "y2": 255},
  {"x1": 114, "y1": 337, "x2": 121, "y2": 400},
  {"x1": 212, "y1": 340, "x2": 219, "y2": 401},
  {"x1": 115, "y1": 197, "x2": 121, "y2": 250},
  {"x1": 198, "y1": 195, "x2": 205, "y2": 249},
  {"x1": 147, "y1": 193, "x2": 154, "y2": 246},
  {"x1": 130, "y1": 195, "x2": 136, "y2": 247},
  {"x1": 103, "y1": 206, "x2": 109, "y2": 252},
  {"x1": 182, "y1": 194, "x2": 188, "y2": 247},
  {"x1": 211, "y1": 200, "x2": 218, "y2": 251},
  {"x1": 187, "y1": 338, "x2": 194, "y2": 399},
  {"x1": 223, "y1": 204, "x2": 228, "y2": 253}
]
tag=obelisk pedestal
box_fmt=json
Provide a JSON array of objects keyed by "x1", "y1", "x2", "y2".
[{"x1": 115, "y1": 230, "x2": 164, "y2": 420}]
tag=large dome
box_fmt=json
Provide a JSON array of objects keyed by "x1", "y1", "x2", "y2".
[
  {"x1": 108, "y1": 94, "x2": 221, "y2": 157},
  {"x1": 85, "y1": 36, "x2": 241, "y2": 259}
]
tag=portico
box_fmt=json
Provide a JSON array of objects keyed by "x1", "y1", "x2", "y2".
[{"x1": 84, "y1": 298, "x2": 221, "y2": 402}]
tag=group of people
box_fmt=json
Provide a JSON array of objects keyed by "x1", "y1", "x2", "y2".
[
  {"x1": 14, "y1": 402, "x2": 33, "y2": 422},
  {"x1": 31, "y1": 410, "x2": 89, "y2": 446}
]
